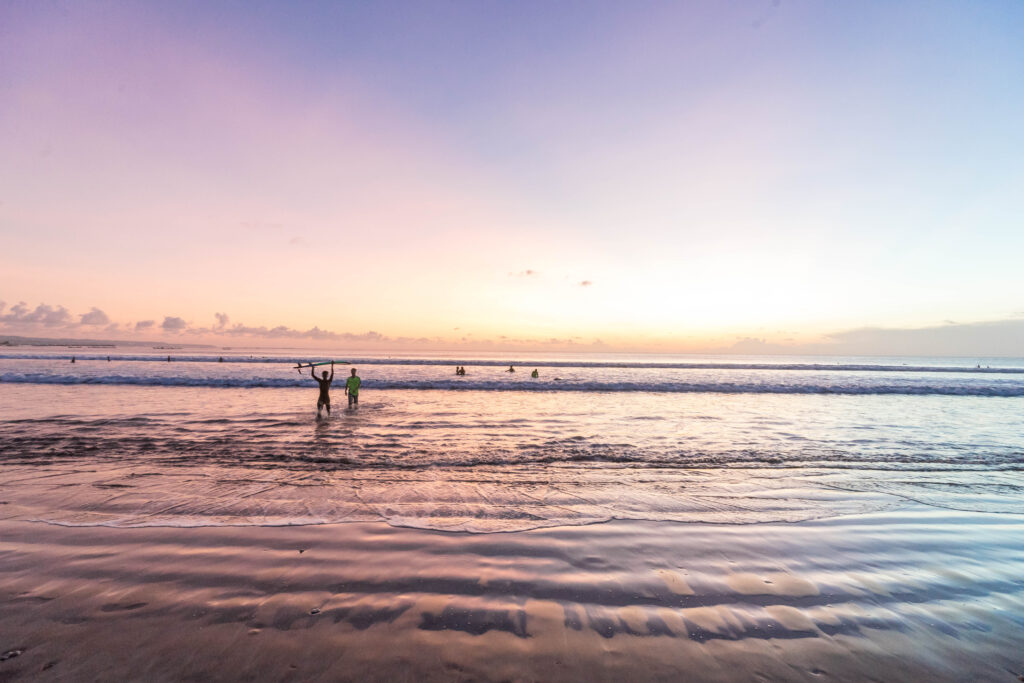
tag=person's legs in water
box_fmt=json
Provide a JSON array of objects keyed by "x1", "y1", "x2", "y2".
[{"x1": 348, "y1": 392, "x2": 357, "y2": 408}]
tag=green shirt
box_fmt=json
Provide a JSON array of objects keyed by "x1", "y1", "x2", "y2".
[{"x1": 346, "y1": 375, "x2": 361, "y2": 396}]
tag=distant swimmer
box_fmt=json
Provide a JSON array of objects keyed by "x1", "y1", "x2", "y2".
[
  {"x1": 531, "y1": 369, "x2": 539, "y2": 378},
  {"x1": 71, "y1": 356, "x2": 75, "y2": 363},
  {"x1": 107, "y1": 356, "x2": 111, "y2": 362},
  {"x1": 218, "y1": 356, "x2": 224, "y2": 363},
  {"x1": 456, "y1": 366, "x2": 466, "y2": 376},
  {"x1": 311, "y1": 361, "x2": 335, "y2": 419},
  {"x1": 345, "y1": 368, "x2": 361, "y2": 407},
  {"x1": 167, "y1": 355, "x2": 171, "y2": 362},
  {"x1": 507, "y1": 365, "x2": 515, "y2": 373}
]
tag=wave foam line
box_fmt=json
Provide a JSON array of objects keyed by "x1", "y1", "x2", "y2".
[
  {"x1": 2, "y1": 353, "x2": 1024, "y2": 374},
  {"x1": 4, "y1": 373, "x2": 1024, "y2": 396}
]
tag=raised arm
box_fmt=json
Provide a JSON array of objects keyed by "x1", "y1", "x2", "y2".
[
  {"x1": 329, "y1": 362, "x2": 335, "y2": 381},
  {"x1": 310, "y1": 365, "x2": 317, "y2": 380}
]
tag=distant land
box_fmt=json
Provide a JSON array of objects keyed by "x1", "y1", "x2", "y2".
[{"x1": 0, "y1": 335, "x2": 214, "y2": 349}]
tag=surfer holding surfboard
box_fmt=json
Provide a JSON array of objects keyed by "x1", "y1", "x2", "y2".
[{"x1": 311, "y1": 361, "x2": 334, "y2": 419}]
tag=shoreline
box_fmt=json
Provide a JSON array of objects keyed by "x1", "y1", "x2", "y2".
[{"x1": 2, "y1": 509, "x2": 1022, "y2": 681}]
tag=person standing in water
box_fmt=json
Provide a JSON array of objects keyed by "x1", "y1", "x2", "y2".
[
  {"x1": 345, "y1": 368, "x2": 361, "y2": 408},
  {"x1": 311, "y1": 361, "x2": 334, "y2": 419}
]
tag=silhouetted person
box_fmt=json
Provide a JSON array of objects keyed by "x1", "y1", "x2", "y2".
[
  {"x1": 218, "y1": 356, "x2": 224, "y2": 363},
  {"x1": 167, "y1": 355, "x2": 171, "y2": 362},
  {"x1": 531, "y1": 369, "x2": 539, "y2": 378},
  {"x1": 107, "y1": 356, "x2": 111, "y2": 362},
  {"x1": 507, "y1": 365, "x2": 515, "y2": 373},
  {"x1": 311, "y1": 361, "x2": 334, "y2": 419},
  {"x1": 71, "y1": 356, "x2": 75, "y2": 363},
  {"x1": 346, "y1": 368, "x2": 361, "y2": 407}
]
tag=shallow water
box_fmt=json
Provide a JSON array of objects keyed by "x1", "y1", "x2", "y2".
[{"x1": 1, "y1": 350, "x2": 1022, "y2": 531}]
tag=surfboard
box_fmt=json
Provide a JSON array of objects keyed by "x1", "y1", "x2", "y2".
[{"x1": 294, "y1": 360, "x2": 351, "y2": 373}]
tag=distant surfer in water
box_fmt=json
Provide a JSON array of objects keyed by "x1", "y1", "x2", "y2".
[
  {"x1": 345, "y1": 368, "x2": 361, "y2": 408},
  {"x1": 507, "y1": 365, "x2": 515, "y2": 373},
  {"x1": 531, "y1": 369, "x2": 539, "y2": 378},
  {"x1": 311, "y1": 361, "x2": 334, "y2": 419}
]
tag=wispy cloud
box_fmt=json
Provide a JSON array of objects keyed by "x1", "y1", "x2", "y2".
[
  {"x1": 135, "y1": 320, "x2": 155, "y2": 331},
  {"x1": 219, "y1": 323, "x2": 384, "y2": 342},
  {"x1": 509, "y1": 269, "x2": 538, "y2": 277},
  {"x1": 579, "y1": 280, "x2": 593, "y2": 287}
]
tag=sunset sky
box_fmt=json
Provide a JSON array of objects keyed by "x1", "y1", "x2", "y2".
[{"x1": 2, "y1": 1, "x2": 1023, "y2": 354}]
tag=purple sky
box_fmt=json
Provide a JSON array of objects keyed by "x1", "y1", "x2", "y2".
[{"x1": 2, "y1": 1, "x2": 1023, "y2": 353}]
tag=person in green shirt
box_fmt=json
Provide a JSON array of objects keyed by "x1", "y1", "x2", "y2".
[{"x1": 345, "y1": 368, "x2": 361, "y2": 407}]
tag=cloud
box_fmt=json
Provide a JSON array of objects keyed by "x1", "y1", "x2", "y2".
[
  {"x1": 727, "y1": 337, "x2": 794, "y2": 354},
  {"x1": 822, "y1": 319, "x2": 1024, "y2": 357},
  {"x1": 0, "y1": 301, "x2": 73, "y2": 326},
  {"x1": 579, "y1": 280, "x2": 593, "y2": 287},
  {"x1": 161, "y1": 316, "x2": 187, "y2": 332},
  {"x1": 79, "y1": 307, "x2": 110, "y2": 325},
  {"x1": 214, "y1": 312, "x2": 229, "y2": 329},
  {"x1": 509, "y1": 269, "x2": 538, "y2": 277},
  {"x1": 220, "y1": 323, "x2": 385, "y2": 342},
  {"x1": 724, "y1": 318, "x2": 1024, "y2": 357},
  {"x1": 135, "y1": 320, "x2": 155, "y2": 331}
]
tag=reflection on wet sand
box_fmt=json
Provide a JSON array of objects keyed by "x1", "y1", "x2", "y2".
[{"x1": 1, "y1": 511, "x2": 1022, "y2": 680}]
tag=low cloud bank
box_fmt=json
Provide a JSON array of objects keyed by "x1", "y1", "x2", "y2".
[
  {"x1": 2, "y1": 299, "x2": 1023, "y2": 355},
  {"x1": 728, "y1": 319, "x2": 1024, "y2": 357}
]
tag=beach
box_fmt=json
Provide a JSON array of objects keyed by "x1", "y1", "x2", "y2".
[
  {"x1": 2, "y1": 512, "x2": 1023, "y2": 681},
  {"x1": 1, "y1": 351, "x2": 1023, "y2": 680}
]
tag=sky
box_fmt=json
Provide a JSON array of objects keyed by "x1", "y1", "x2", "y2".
[{"x1": 2, "y1": 0, "x2": 1023, "y2": 355}]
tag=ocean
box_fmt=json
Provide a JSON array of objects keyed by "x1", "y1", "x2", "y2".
[{"x1": 2, "y1": 348, "x2": 1022, "y2": 532}]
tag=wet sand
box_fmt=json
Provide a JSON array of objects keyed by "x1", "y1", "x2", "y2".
[{"x1": 1, "y1": 509, "x2": 1022, "y2": 681}]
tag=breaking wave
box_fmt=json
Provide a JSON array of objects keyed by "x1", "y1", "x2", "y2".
[{"x1": 4, "y1": 372, "x2": 1024, "y2": 396}]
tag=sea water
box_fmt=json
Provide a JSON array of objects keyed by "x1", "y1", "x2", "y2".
[{"x1": 1, "y1": 349, "x2": 1022, "y2": 531}]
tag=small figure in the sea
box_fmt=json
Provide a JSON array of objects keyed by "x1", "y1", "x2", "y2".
[
  {"x1": 218, "y1": 356, "x2": 224, "y2": 363},
  {"x1": 456, "y1": 366, "x2": 466, "y2": 376},
  {"x1": 70, "y1": 355, "x2": 75, "y2": 363},
  {"x1": 107, "y1": 355, "x2": 111, "y2": 362},
  {"x1": 531, "y1": 369, "x2": 539, "y2": 378},
  {"x1": 311, "y1": 361, "x2": 334, "y2": 419},
  {"x1": 167, "y1": 355, "x2": 171, "y2": 362},
  {"x1": 507, "y1": 365, "x2": 515, "y2": 373},
  {"x1": 345, "y1": 368, "x2": 361, "y2": 408}
]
